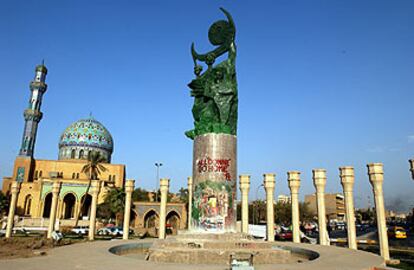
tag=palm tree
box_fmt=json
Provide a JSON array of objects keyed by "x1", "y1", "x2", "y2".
[
  {"x1": 73, "y1": 151, "x2": 107, "y2": 227},
  {"x1": 0, "y1": 191, "x2": 9, "y2": 218},
  {"x1": 106, "y1": 188, "x2": 125, "y2": 226}
]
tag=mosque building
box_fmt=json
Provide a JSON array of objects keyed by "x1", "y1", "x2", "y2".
[{"x1": 1, "y1": 63, "x2": 126, "y2": 224}]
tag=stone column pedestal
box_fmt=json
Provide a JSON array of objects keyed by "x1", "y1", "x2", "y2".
[
  {"x1": 5, "y1": 182, "x2": 21, "y2": 238},
  {"x1": 88, "y1": 180, "x2": 100, "y2": 241},
  {"x1": 187, "y1": 177, "x2": 193, "y2": 230},
  {"x1": 192, "y1": 133, "x2": 237, "y2": 232},
  {"x1": 367, "y1": 163, "x2": 390, "y2": 261},
  {"x1": 312, "y1": 169, "x2": 329, "y2": 246},
  {"x1": 288, "y1": 171, "x2": 301, "y2": 243},
  {"x1": 409, "y1": 159, "x2": 414, "y2": 180},
  {"x1": 47, "y1": 181, "x2": 61, "y2": 239},
  {"x1": 123, "y1": 179, "x2": 135, "y2": 240},
  {"x1": 159, "y1": 178, "x2": 170, "y2": 239},
  {"x1": 339, "y1": 167, "x2": 357, "y2": 250},
  {"x1": 239, "y1": 175, "x2": 250, "y2": 234},
  {"x1": 264, "y1": 173, "x2": 275, "y2": 242}
]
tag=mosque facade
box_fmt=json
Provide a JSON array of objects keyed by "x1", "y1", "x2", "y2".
[{"x1": 2, "y1": 63, "x2": 126, "y2": 223}]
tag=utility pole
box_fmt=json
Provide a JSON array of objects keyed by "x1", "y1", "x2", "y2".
[{"x1": 155, "y1": 162, "x2": 163, "y2": 202}]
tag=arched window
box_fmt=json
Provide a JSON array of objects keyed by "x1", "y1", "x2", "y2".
[
  {"x1": 39, "y1": 170, "x2": 42, "y2": 177},
  {"x1": 79, "y1": 149, "x2": 84, "y2": 159},
  {"x1": 71, "y1": 149, "x2": 76, "y2": 159},
  {"x1": 112, "y1": 175, "x2": 116, "y2": 182},
  {"x1": 34, "y1": 171, "x2": 38, "y2": 180},
  {"x1": 72, "y1": 173, "x2": 75, "y2": 179},
  {"x1": 76, "y1": 173, "x2": 79, "y2": 179},
  {"x1": 24, "y1": 195, "x2": 32, "y2": 216},
  {"x1": 108, "y1": 175, "x2": 112, "y2": 181},
  {"x1": 87, "y1": 151, "x2": 91, "y2": 160}
]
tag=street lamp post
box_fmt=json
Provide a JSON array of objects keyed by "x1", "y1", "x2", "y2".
[{"x1": 155, "y1": 162, "x2": 163, "y2": 202}]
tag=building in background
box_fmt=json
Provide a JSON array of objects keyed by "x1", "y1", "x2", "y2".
[
  {"x1": 2, "y1": 63, "x2": 126, "y2": 226},
  {"x1": 277, "y1": 194, "x2": 291, "y2": 204},
  {"x1": 305, "y1": 193, "x2": 345, "y2": 222}
]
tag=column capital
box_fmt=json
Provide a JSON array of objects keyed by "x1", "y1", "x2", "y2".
[
  {"x1": 160, "y1": 178, "x2": 170, "y2": 190},
  {"x1": 367, "y1": 163, "x2": 384, "y2": 184},
  {"x1": 11, "y1": 181, "x2": 21, "y2": 194},
  {"x1": 239, "y1": 175, "x2": 250, "y2": 191},
  {"x1": 312, "y1": 169, "x2": 327, "y2": 188},
  {"x1": 125, "y1": 179, "x2": 135, "y2": 193},
  {"x1": 51, "y1": 181, "x2": 62, "y2": 194},
  {"x1": 263, "y1": 173, "x2": 275, "y2": 189},
  {"x1": 339, "y1": 166, "x2": 355, "y2": 186},
  {"x1": 409, "y1": 159, "x2": 414, "y2": 180},
  {"x1": 287, "y1": 171, "x2": 301, "y2": 190}
]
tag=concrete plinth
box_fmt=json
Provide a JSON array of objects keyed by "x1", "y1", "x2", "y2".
[
  {"x1": 264, "y1": 173, "x2": 275, "y2": 242},
  {"x1": 239, "y1": 175, "x2": 250, "y2": 234},
  {"x1": 5, "y1": 182, "x2": 21, "y2": 238},
  {"x1": 367, "y1": 163, "x2": 390, "y2": 261},
  {"x1": 88, "y1": 180, "x2": 100, "y2": 241},
  {"x1": 339, "y1": 167, "x2": 357, "y2": 250},
  {"x1": 123, "y1": 179, "x2": 135, "y2": 240},
  {"x1": 159, "y1": 178, "x2": 170, "y2": 239},
  {"x1": 192, "y1": 133, "x2": 237, "y2": 232},
  {"x1": 312, "y1": 169, "x2": 329, "y2": 246},
  {"x1": 288, "y1": 171, "x2": 301, "y2": 243},
  {"x1": 47, "y1": 181, "x2": 61, "y2": 239}
]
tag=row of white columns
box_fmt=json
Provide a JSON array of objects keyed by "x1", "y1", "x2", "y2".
[{"x1": 236, "y1": 163, "x2": 392, "y2": 261}]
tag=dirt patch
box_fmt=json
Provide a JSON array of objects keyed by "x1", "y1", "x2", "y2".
[{"x1": 0, "y1": 237, "x2": 77, "y2": 259}]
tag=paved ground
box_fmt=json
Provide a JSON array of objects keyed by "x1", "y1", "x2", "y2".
[{"x1": 0, "y1": 238, "x2": 387, "y2": 270}]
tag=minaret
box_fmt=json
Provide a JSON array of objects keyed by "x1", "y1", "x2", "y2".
[{"x1": 18, "y1": 62, "x2": 48, "y2": 157}]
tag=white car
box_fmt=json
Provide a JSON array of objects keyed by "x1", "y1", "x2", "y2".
[
  {"x1": 71, "y1": 226, "x2": 89, "y2": 235},
  {"x1": 97, "y1": 227, "x2": 113, "y2": 236}
]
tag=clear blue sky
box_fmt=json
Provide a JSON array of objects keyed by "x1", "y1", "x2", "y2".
[{"x1": 1, "y1": 1, "x2": 413, "y2": 211}]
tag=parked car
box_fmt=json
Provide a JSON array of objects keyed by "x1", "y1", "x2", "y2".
[
  {"x1": 97, "y1": 227, "x2": 112, "y2": 236},
  {"x1": 71, "y1": 226, "x2": 89, "y2": 235},
  {"x1": 275, "y1": 229, "x2": 293, "y2": 241},
  {"x1": 387, "y1": 226, "x2": 407, "y2": 239}
]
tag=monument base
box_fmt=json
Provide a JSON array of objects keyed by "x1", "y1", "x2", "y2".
[
  {"x1": 148, "y1": 233, "x2": 293, "y2": 265},
  {"x1": 191, "y1": 133, "x2": 237, "y2": 232}
]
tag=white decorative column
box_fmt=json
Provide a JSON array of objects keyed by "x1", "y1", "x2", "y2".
[
  {"x1": 367, "y1": 163, "x2": 390, "y2": 261},
  {"x1": 123, "y1": 179, "x2": 135, "y2": 240},
  {"x1": 187, "y1": 176, "x2": 193, "y2": 230},
  {"x1": 312, "y1": 169, "x2": 329, "y2": 246},
  {"x1": 159, "y1": 178, "x2": 170, "y2": 239},
  {"x1": 5, "y1": 182, "x2": 21, "y2": 238},
  {"x1": 339, "y1": 167, "x2": 357, "y2": 250},
  {"x1": 47, "y1": 181, "x2": 61, "y2": 239},
  {"x1": 409, "y1": 159, "x2": 414, "y2": 180},
  {"x1": 88, "y1": 180, "x2": 100, "y2": 241},
  {"x1": 239, "y1": 174, "x2": 250, "y2": 234},
  {"x1": 288, "y1": 171, "x2": 301, "y2": 243},
  {"x1": 263, "y1": 173, "x2": 275, "y2": 242}
]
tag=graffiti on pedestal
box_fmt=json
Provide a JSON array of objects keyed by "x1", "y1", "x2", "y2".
[
  {"x1": 192, "y1": 180, "x2": 234, "y2": 231},
  {"x1": 197, "y1": 157, "x2": 232, "y2": 180}
]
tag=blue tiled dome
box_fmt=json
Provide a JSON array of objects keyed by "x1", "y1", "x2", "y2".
[{"x1": 58, "y1": 117, "x2": 113, "y2": 162}]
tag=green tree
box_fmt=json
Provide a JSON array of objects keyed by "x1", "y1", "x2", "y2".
[
  {"x1": 299, "y1": 202, "x2": 315, "y2": 223},
  {"x1": 73, "y1": 151, "x2": 107, "y2": 227},
  {"x1": 249, "y1": 200, "x2": 266, "y2": 224},
  {"x1": 106, "y1": 188, "x2": 125, "y2": 226},
  {"x1": 0, "y1": 191, "x2": 9, "y2": 217},
  {"x1": 132, "y1": 187, "x2": 150, "y2": 202},
  {"x1": 177, "y1": 188, "x2": 188, "y2": 204},
  {"x1": 274, "y1": 202, "x2": 291, "y2": 225},
  {"x1": 97, "y1": 188, "x2": 126, "y2": 226}
]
